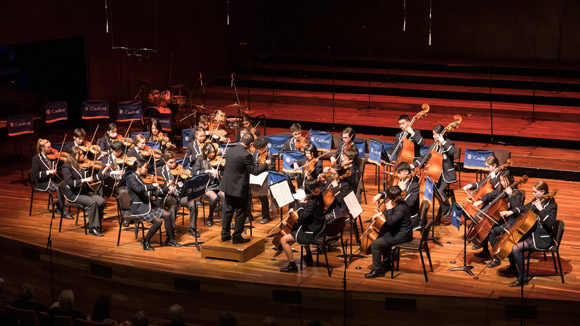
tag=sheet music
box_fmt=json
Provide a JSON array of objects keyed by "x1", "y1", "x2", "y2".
[
  {"x1": 269, "y1": 180, "x2": 294, "y2": 208},
  {"x1": 293, "y1": 188, "x2": 306, "y2": 201},
  {"x1": 250, "y1": 171, "x2": 268, "y2": 186},
  {"x1": 343, "y1": 191, "x2": 363, "y2": 218}
]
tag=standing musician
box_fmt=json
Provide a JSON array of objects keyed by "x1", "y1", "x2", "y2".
[
  {"x1": 157, "y1": 151, "x2": 198, "y2": 237},
  {"x1": 293, "y1": 144, "x2": 323, "y2": 188},
  {"x1": 185, "y1": 128, "x2": 207, "y2": 168},
  {"x1": 365, "y1": 186, "x2": 413, "y2": 278},
  {"x1": 30, "y1": 138, "x2": 72, "y2": 219},
  {"x1": 279, "y1": 179, "x2": 325, "y2": 273},
  {"x1": 484, "y1": 170, "x2": 524, "y2": 269},
  {"x1": 98, "y1": 141, "x2": 129, "y2": 198},
  {"x1": 251, "y1": 136, "x2": 274, "y2": 224},
  {"x1": 330, "y1": 127, "x2": 358, "y2": 166},
  {"x1": 497, "y1": 180, "x2": 557, "y2": 287},
  {"x1": 411, "y1": 124, "x2": 458, "y2": 217},
  {"x1": 373, "y1": 162, "x2": 420, "y2": 230},
  {"x1": 384, "y1": 114, "x2": 425, "y2": 162},
  {"x1": 61, "y1": 147, "x2": 106, "y2": 237},
  {"x1": 96, "y1": 123, "x2": 118, "y2": 159},
  {"x1": 462, "y1": 155, "x2": 502, "y2": 257},
  {"x1": 191, "y1": 143, "x2": 226, "y2": 228},
  {"x1": 281, "y1": 123, "x2": 310, "y2": 153},
  {"x1": 127, "y1": 159, "x2": 182, "y2": 250},
  {"x1": 219, "y1": 133, "x2": 269, "y2": 244},
  {"x1": 62, "y1": 128, "x2": 87, "y2": 153}
]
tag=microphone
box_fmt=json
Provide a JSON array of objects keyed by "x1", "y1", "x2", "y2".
[
  {"x1": 199, "y1": 72, "x2": 204, "y2": 87},
  {"x1": 230, "y1": 72, "x2": 234, "y2": 87}
]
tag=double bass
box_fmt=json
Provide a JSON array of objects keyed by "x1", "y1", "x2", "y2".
[
  {"x1": 492, "y1": 189, "x2": 558, "y2": 260},
  {"x1": 389, "y1": 103, "x2": 430, "y2": 165},
  {"x1": 417, "y1": 114, "x2": 462, "y2": 199},
  {"x1": 466, "y1": 175, "x2": 528, "y2": 246},
  {"x1": 359, "y1": 191, "x2": 406, "y2": 255}
]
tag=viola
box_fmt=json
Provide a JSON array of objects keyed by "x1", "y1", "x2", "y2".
[
  {"x1": 170, "y1": 165, "x2": 192, "y2": 179},
  {"x1": 142, "y1": 174, "x2": 165, "y2": 186},
  {"x1": 140, "y1": 145, "x2": 162, "y2": 160},
  {"x1": 359, "y1": 192, "x2": 406, "y2": 254}
]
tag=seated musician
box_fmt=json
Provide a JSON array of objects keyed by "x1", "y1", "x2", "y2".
[
  {"x1": 281, "y1": 123, "x2": 310, "y2": 153},
  {"x1": 30, "y1": 138, "x2": 71, "y2": 219},
  {"x1": 330, "y1": 127, "x2": 358, "y2": 166},
  {"x1": 251, "y1": 136, "x2": 274, "y2": 224},
  {"x1": 127, "y1": 134, "x2": 155, "y2": 172},
  {"x1": 235, "y1": 116, "x2": 260, "y2": 142},
  {"x1": 293, "y1": 143, "x2": 323, "y2": 189},
  {"x1": 383, "y1": 114, "x2": 425, "y2": 162},
  {"x1": 373, "y1": 162, "x2": 420, "y2": 230},
  {"x1": 98, "y1": 141, "x2": 129, "y2": 198},
  {"x1": 146, "y1": 119, "x2": 170, "y2": 167},
  {"x1": 462, "y1": 155, "x2": 502, "y2": 257},
  {"x1": 333, "y1": 147, "x2": 360, "y2": 191},
  {"x1": 279, "y1": 179, "x2": 325, "y2": 273},
  {"x1": 96, "y1": 123, "x2": 118, "y2": 159},
  {"x1": 62, "y1": 147, "x2": 106, "y2": 237},
  {"x1": 365, "y1": 186, "x2": 413, "y2": 278},
  {"x1": 185, "y1": 128, "x2": 207, "y2": 169},
  {"x1": 192, "y1": 143, "x2": 226, "y2": 228},
  {"x1": 497, "y1": 180, "x2": 557, "y2": 287},
  {"x1": 411, "y1": 124, "x2": 458, "y2": 217},
  {"x1": 484, "y1": 170, "x2": 524, "y2": 269},
  {"x1": 156, "y1": 150, "x2": 198, "y2": 238},
  {"x1": 62, "y1": 128, "x2": 86, "y2": 153},
  {"x1": 319, "y1": 164, "x2": 354, "y2": 220},
  {"x1": 127, "y1": 159, "x2": 182, "y2": 250}
]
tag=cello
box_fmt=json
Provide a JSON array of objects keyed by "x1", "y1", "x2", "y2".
[
  {"x1": 492, "y1": 189, "x2": 558, "y2": 260},
  {"x1": 359, "y1": 191, "x2": 406, "y2": 254},
  {"x1": 389, "y1": 103, "x2": 430, "y2": 165},
  {"x1": 462, "y1": 159, "x2": 513, "y2": 221},
  {"x1": 417, "y1": 115, "x2": 462, "y2": 199},
  {"x1": 466, "y1": 175, "x2": 528, "y2": 246}
]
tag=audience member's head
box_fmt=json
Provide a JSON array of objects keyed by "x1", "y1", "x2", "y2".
[
  {"x1": 168, "y1": 304, "x2": 184, "y2": 323},
  {"x1": 219, "y1": 311, "x2": 237, "y2": 326},
  {"x1": 58, "y1": 289, "x2": 75, "y2": 311},
  {"x1": 18, "y1": 283, "x2": 36, "y2": 302},
  {"x1": 132, "y1": 310, "x2": 149, "y2": 326},
  {"x1": 262, "y1": 317, "x2": 277, "y2": 326},
  {"x1": 90, "y1": 296, "x2": 112, "y2": 322}
]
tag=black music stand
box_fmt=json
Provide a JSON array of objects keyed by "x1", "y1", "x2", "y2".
[
  {"x1": 185, "y1": 174, "x2": 210, "y2": 251},
  {"x1": 448, "y1": 205, "x2": 474, "y2": 276}
]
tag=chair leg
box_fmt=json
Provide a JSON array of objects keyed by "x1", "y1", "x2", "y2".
[
  {"x1": 300, "y1": 245, "x2": 304, "y2": 271},
  {"x1": 543, "y1": 252, "x2": 547, "y2": 261},
  {"x1": 551, "y1": 252, "x2": 558, "y2": 273},
  {"x1": 526, "y1": 251, "x2": 531, "y2": 275},
  {"x1": 316, "y1": 244, "x2": 320, "y2": 265},
  {"x1": 425, "y1": 244, "x2": 433, "y2": 272},
  {"x1": 324, "y1": 245, "x2": 331, "y2": 277},
  {"x1": 117, "y1": 222, "x2": 122, "y2": 246},
  {"x1": 390, "y1": 248, "x2": 396, "y2": 279},
  {"x1": 83, "y1": 210, "x2": 88, "y2": 235},
  {"x1": 58, "y1": 209, "x2": 64, "y2": 232},
  {"x1": 29, "y1": 191, "x2": 34, "y2": 216},
  {"x1": 556, "y1": 251, "x2": 564, "y2": 283},
  {"x1": 419, "y1": 249, "x2": 428, "y2": 282}
]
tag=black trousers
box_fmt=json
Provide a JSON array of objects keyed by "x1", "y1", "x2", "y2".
[
  {"x1": 222, "y1": 193, "x2": 248, "y2": 239},
  {"x1": 370, "y1": 232, "x2": 412, "y2": 270},
  {"x1": 70, "y1": 192, "x2": 106, "y2": 228}
]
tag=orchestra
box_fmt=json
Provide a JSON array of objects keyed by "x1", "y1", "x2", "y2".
[{"x1": 28, "y1": 105, "x2": 560, "y2": 288}]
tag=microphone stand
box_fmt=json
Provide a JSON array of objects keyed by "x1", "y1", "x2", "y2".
[
  {"x1": 448, "y1": 205, "x2": 475, "y2": 276},
  {"x1": 327, "y1": 46, "x2": 336, "y2": 130},
  {"x1": 231, "y1": 72, "x2": 243, "y2": 118}
]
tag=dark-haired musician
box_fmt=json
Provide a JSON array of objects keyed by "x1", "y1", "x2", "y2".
[
  {"x1": 384, "y1": 114, "x2": 424, "y2": 162},
  {"x1": 330, "y1": 127, "x2": 358, "y2": 166}
]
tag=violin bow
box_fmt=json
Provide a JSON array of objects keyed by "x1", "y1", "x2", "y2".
[{"x1": 54, "y1": 134, "x2": 67, "y2": 170}]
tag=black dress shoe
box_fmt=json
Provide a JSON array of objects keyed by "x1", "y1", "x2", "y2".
[
  {"x1": 260, "y1": 217, "x2": 272, "y2": 224},
  {"x1": 63, "y1": 211, "x2": 74, "y2": 220},
  {"x1": 471, "y1": 243, "x2": 483, "y2": 250},
  {"x1": 474, "y1": 250, "x2": 491, "y2": 259},
  {"x1": 497, "y1": 267, "x2": 518, "y2": 278},
  {"x1": 122, "y1": 219, "x2": 130, "y2": 227},
  {"x1": 221, "y1": 235, "x2": 232, "y2": 242},
  {"x1": 166, "y1": 240, "x2": 182, "y2": 248},
  {"x1": 206, "y1": 218, "x2": 213, "y2": 227},
  {"x1": 188, "y1": 228, "x2": 200, "y2": 238},
  {"x1": 89, "y1": 228, "x2": 104, "y2": 237},
  {"x1": 365, "y1": 268, "x2": 387, "y2": 279},
  {"x1": 487, "y1": 257, "x2": 501, "y2": 268},
  {"x1": 280, "y1": 262, "x2": 298, "y2": 273},
  {"x1": 509, "y1": 276, "x2": 532, "y2": 287},
  {"x1": 232, "y1": 236, "x2": 251, "y2": 244},
  {"x1": 142, "y1": 240, "x2": 155, "y2": 251}
]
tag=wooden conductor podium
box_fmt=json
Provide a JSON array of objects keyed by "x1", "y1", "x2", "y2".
[{"x1": 201, "y1": 236, "x2": 265, "y2": 262}]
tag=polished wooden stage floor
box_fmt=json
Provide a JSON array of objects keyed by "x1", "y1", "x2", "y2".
[{"x1": 0, "y1": 147, "x2": 579, "y2": 324}]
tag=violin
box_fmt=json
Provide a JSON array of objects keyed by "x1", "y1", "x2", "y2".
[
  {"x1": 115, "y1": 154, "x2": 137, "y2": 167},
  {"x1": 258, "y1": 149, "x2": 269, "y2": 165},
  {"x1": 152, "y1": 133, "x2": 176, "y2": 149},
  {"x1": 142, "y1": 174, "x2": 166, "y2": 186},
  {"x1": 46, "y1": 148, "x2": 69, "y2": 162},
  {"x1": 170, "y1": 165, "x2": 192, "y2": 179},
  {"x1": 112, "y1": 135, "x2": 133, "y2": 147},
  {"x1": 140, "y1": 145, "x2": 162, "y2": 160},
  {"x1": 79, "y1": 159, "x2": 103, "y2": 170},
  {"x1": 209, "y1": 156, "x2": 225, "y2": 167},
  {"x1": 295, "y1": 135, "x2": 308, "y2": 152},
  {"x1": 79, "y1": 141, "x2": 101, "y2": 156}
]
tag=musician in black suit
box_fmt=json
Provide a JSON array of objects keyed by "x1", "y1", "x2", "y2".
[
  {"x1": 192, "y1": 143, "x2": 225, "y2": 227},
  {"x1": 96, "y1": 122, "x2": 118, "y2": 159},
  {"x1": 61, "y1": 147, "x2": 106, "y2": 237},
  {"x1": 279, "y1": 179, "x2": 325, "y2": 273},
  {"x1": 365, "y1": 186, "x2": 413, "y2": 278},
  {"x1": 281, "y1": 123, "x2": 310, "y2": 153},
  {"x1": 373, "y1": 162, "x2": 420, "y2": 229},
  {"x1": 383, "y1": 114, "x2": 425, "y2": 162},
  {"x1": 184, "y1": 128, "x2": 206, "y2": 168},
  {"x1": 292, "y1": 143, "x2": 324, "y2": 189},
  {"x1": 251, "y1": 136, "x2": 275, "y2": 224},
  {"x1": 30, "y1": 138, "x2": 71, "y2": 218},
  {"x1": 219, "y1": 133, "x2": 269, "y2": 243},
  {"x1": 498, "y1": 180, "x2": 557, "y2": 287},
  {"x1": 411, "y1": 124, "x2": 458, "y2": 216},
  {"x1": 98, "y1": 141, "x2": 129, "y2": 198},
  {"x1": 331, "y1": 147, "x2": 361, "y2": 191},
  {"x1": 330, "y1": 127, "x2": 358, "y2": 166},
  {"x1": 62, "y1": 128, "x2": 86, "y2": 153},
  {"x1": 235, "y1": 116, "x2": 260, "y2": 142},
  {"x1": 127, "y1": 159, "x2": 181, "y2": 250}
]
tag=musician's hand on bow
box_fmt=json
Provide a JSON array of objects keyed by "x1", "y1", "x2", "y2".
[
  {"x1": 406, "y1": 126, "x2": 415, "y2": 136},
  {"x1": 265, "y1": 159, "x2": 271, "y2": 166},
  {"x1": 505, "y1": 187, "x2": 513, "y2": 195},
  {"x1": 500, "y1": 210, "x2": 513, "y2": 217},
  {"x1": 386, "y1": 200, "x2": 394, "y2": 210},
  {"x1": 372, "y1": 193, "x2": 382, "y2": 204},
  {"x1": 463, "y1": 184, "x2": 472, "y2": 191},
  {"x1": 82, "y1": 176, "x2": 93, "y2": 183},
  {"x1": 473, "y1": 200, "x2": 483, "y2": 207},
  {"x1": 330, "y1": 156, "x2": 336, "y2": 164},
  {"x1": 533, "y1": 199, "x2": 543, "y2": 211},
  {"x1": 49, "y1": 169, "x2": 57, "y2": 175}
]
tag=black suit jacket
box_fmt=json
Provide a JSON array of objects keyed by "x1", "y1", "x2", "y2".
[
  {"x1": 383, "y1": 201, "x2": 413, "y2": 242},
  {"x1": 510, "y1": 199, "x2": 557, "y2": 250},
  {"x1": 387, "y1": 130, "x2": 425, "y2": 160},
  {"x1": 31, "y1": 153, "x2": 56, "y2": 191},
  {"x1": 126, "y1": 172, "x2": 167, "y2": 216},
  {"x1": 61, "y1": 162, "x2": 103, "y2": 202},
  {"x1": 413, "y1": 138, "x2": 457, "y2": 184},
  {"x1": 185, "y1": 140, "x2": 204, "y2": 167},
  {"x1": 219, "y1": 144, "x2": 268, "y2": 197}
]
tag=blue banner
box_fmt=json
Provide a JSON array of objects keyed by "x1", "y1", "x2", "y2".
[
  {"x1": 7, "y1": 114, "x2": 34, "y2": 136},
  {"x1": 424, "y1": 176, "x2": 434, "y2": 202},
  {"x1": 130, "y1": 131, "x2": 149, "y2": 140},
  {"x1": 464, "y1": 149, "x2": 494, "y2": 170},
  {"x1": 181, "y1": 128, "x2": 192, "y2": 148},
  {"x1": 309, "y1": 131, "x2": 332, "y2": 152},
  {"x1": 267, "y1": 135, "x2": 291, "y2": 155},
  {"x1": 185, "y1": 174, "x2": 210, "y2": 202},
  {"x1": 45, "y1": 101, "x2": 68, "y2": 123},
  {"x1": 150, "y1": 113, "x2": 171, "y2": 132},
  {"x1": 117, "y1": 100, "x2": 142, "y2": 122},
  {"x1": 268, "y1": 171, "x2": 290, "y2": 185},
  {"x1": 354, "y1": 138, "x2": 366, "y2": 159},
  {"x1": 145, "y1": 141, "x2": 162, "y2": 150},
  {"x1": 368, "y1": 139, "x2": 384, "y2": 165},
  {"x1": 451, "y1": 202, "x2": 464, "y2": 231},
  {"x1": 282, "y1": 150, "x2": 306, "y2": 173},
  {"x1": 82, "y1": 100, "x2": 109, "y2": 119}
]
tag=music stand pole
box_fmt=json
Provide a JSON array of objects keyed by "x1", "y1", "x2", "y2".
[
  {"x1": 338, "y1": 214, "x2": 365, "y2": 268},
  {"x1": 448, "y1": 212, "x2": 474, "y2": 276}
]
